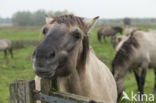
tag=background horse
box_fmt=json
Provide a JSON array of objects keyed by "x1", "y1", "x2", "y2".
[
  {"x1": 97, "y1": 26, "x2": 123, "y2": 43},
  {"x1": 32, "y1": 15, "x2": 117, "y2": 103},
  {"x1": 112, "y1": 35, "x2": 128, "y2": 49},
  {"x1": 112, "y1": 30, "x2": 156, "y2": 101},
  {"x1": 0, "y1": 39, "x2": 13, "y2": 58}
]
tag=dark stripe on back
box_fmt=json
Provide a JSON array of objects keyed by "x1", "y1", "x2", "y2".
[{"x1": 112, "y1": 32, "x2": 139, "y2": 72}]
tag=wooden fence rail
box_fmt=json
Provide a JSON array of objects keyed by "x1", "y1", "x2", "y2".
[{"x1": 9, "y1": 79, "x2": 105, "y2": 103}]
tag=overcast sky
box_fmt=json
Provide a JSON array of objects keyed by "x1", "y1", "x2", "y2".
[{"x1": 0, "y1": 0, "x2": 156, "y2": 18}]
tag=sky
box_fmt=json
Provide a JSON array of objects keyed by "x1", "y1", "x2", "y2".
[{"x1": 0, "y1": 0, "x2": 156, "y2": 19}]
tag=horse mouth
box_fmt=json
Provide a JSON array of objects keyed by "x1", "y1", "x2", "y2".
[
  {"x1": 36, "y1": 71, "x2": 55, "y2": 78},
  {"x1": 33, "y1": 63, "x2": 57, "y2": 78},
  {"x1": 32, "y1": 57, "x2": 68, "y2": 78}
]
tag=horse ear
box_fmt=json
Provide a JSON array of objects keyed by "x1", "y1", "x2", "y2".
[
  {"x1": 84, "y1": 16, "x2": 99, "y2": 34},
  {"x1": 45, "y1": 16, "x2": 53, "y2": 24}
]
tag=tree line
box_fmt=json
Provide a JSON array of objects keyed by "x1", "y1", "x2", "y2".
[
  {"x1": 97, "y1": 18, "x2": 156, "y2": 26},
  {"x1": 1, "y1": 10, "x2": 156, "y2": 26},
  {"x1": 11, "y1": 10, "x2": 70, "y2": 26}
]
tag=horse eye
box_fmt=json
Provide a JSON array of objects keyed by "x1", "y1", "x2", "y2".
[
  {"x1": 73, "y1": 32, "x2": 81, "y2": 39},
  {"x1": 42, "y1": 27, "x2": 48, "y2": 35}
]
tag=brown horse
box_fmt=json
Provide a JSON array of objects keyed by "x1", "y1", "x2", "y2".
[
  {"x1": 32, "y1": 15, "x2": 117, "y2": 103},
  {"x1": 97, "y1": 26, "x2": 123, "y2": 43},
  {"x1": 0, "y1": 39, "x2": 13, "y2": 58}
]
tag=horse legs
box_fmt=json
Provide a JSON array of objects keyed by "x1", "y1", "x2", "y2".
[
  {"x1": 152, "y1": 68, "x2": 156, "y2": 93},
  {"x1": 4, "y1": 49, "x2": 9, "y2": 64},
  {"x1": 97, "y1": 32, "x2": 101, "y2": 42},
  {"x1": 140, "y1": 68, "x2": 147, "y2": 94},
  {"x1": 133, "y1": 69, "x2": 141, "y2": 91},
  {"x1": 9, "y1": 48, "x2": 13, "y2": 58},
  {"x1": 4, "y1": 49, "x2": 7, "y2": 58},
  {"x1": 139, "y1": 66, "x2": 147, "y2": 100}
]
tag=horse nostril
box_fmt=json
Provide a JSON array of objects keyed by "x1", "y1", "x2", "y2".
[{"x1": 48, "y1": 51, "x2": 55, "y2": 59}]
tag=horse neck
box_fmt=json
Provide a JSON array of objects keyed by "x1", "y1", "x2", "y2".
[
  {"x1": 58, "y1": 69, "x2": 83, "y2": 95},
  {"x1": 58, "y1": 49, "x2": 97, "y2": 95},
  {"x1": 114, "y1": 54, "x2": 135, "y2": 80}
]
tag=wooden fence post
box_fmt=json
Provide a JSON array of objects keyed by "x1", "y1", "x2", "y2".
[
  {"x1": 40, "y1": 78, "x2": 53, "y2": 103},
  {"x1": 40, "y1": 78, "x2": 53, "y2": 94},
  {"x1": 9, "y1": 79, "x2": 35, "y2": 103}
]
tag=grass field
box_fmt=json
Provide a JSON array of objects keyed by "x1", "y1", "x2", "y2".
[{"x1": 0, "y1": 26, "x2": 156, "y2": 103}]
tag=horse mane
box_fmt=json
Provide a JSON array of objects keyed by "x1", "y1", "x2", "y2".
[
  {"x1": 51, "y1": 14, "x2": 88, "y2": 34},
  {"x1": 112, "y1": 31, "x2": 139, "y2": 73},
  {"x1": 51, "y1": 14, "x2": 89, "y2": 70}
]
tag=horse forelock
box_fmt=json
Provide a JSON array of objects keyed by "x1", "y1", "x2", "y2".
[
  {"x1": 81, "y1": 36, "x2": 89, "y2": 65},
  {"x1": 112, "y1": 33, "x2": 139, "y2": 72},
  {"x1": 50, "y1": 15, "x2": 88, "y2": 34},
  {"x1": 74, "y1": 35, "x2": 89, "y2": 73}
]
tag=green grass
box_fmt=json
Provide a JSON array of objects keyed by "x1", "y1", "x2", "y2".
[
  {"x1": 0, "y1": 26, "x2": 156, "y2": 103},
  {"x1": 0, "y1": 27, "x2": 41, "y2": 41},
  {"x1": 0, "y1": 27, "x2": 37, "y2": 103},
  {"x1": 90, "y1": 28, "x2": 115, "y2": 67},
  {"x1": 0, "y1": 46, "x2": 35, "y2": 103}
]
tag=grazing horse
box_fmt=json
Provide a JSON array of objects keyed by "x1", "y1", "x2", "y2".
[
  {"x1": 97, "y1": 26, "x2": 123, "y2": 43},
  {"x1": 32, "y1": 15, "x2": 117, "y2": 103},
  {"x1": 0, "y1": 39, "x2": 13, "y2": 58},
  {"x1": 112, "y1": 30, "x2": 156, "y2": 101}
]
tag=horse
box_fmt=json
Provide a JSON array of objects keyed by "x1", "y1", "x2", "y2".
[
  {"x1": 97, "y1": 26, "x2": 123, "y2": 43},
  {"x1": 0, "y1": 39, "x2": 13, "y2": 58},
  {"x1": 112, "y1": 30, "x2": 156, "y2": 101},
  {"x1": 32, "y1": 15, "x2": 117, "y2": 103}
]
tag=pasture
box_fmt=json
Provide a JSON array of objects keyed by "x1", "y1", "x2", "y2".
[{"x1": 0, "y1": 26, "x2": 156, "y2": 103}]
